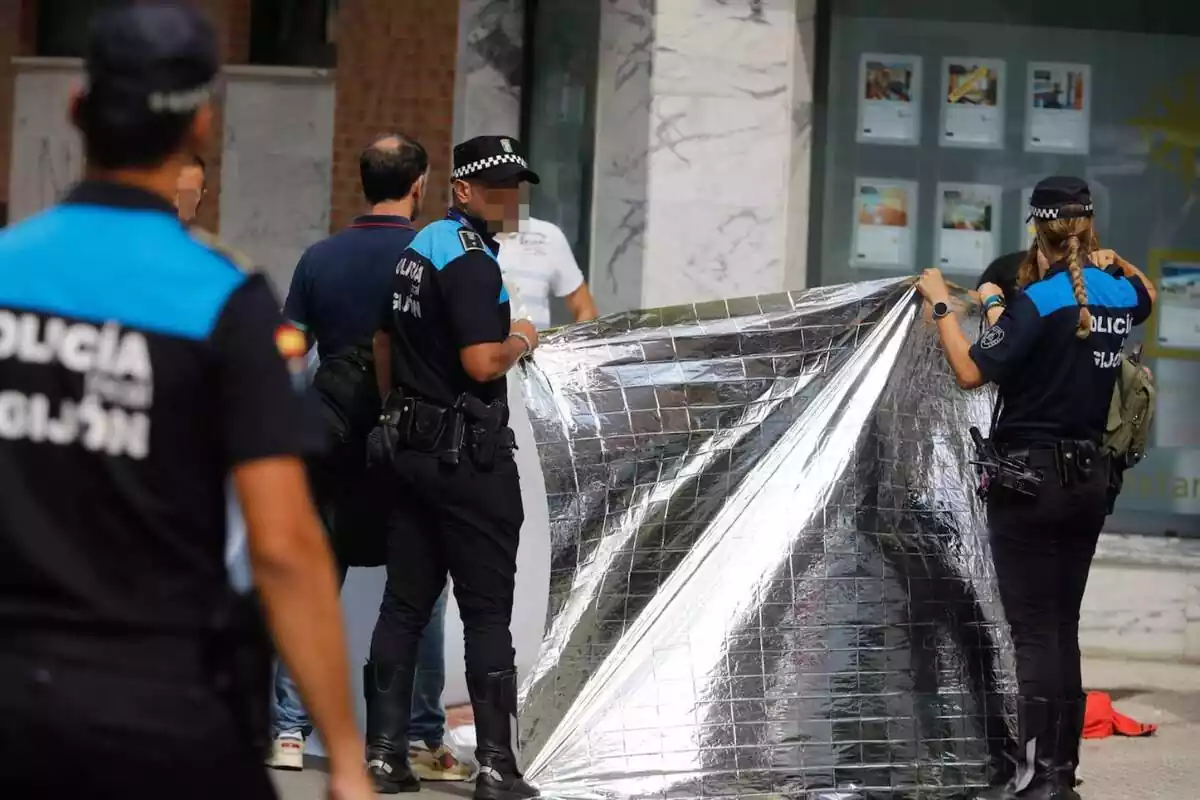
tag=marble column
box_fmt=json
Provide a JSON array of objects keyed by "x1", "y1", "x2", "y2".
[
  {"x1": 452, "y1": 0, "x2": 524, "y2": 143},
  {"x1": 591, "y1": 0, "x2": 816, "y2": 312}
]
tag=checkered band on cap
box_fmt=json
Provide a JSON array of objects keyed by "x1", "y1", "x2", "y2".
[
  {"x1": 452, "y1": 153, "x2": 528, "y2": 180},
  {"x1": 148, "y1": 81, "x2": 215, "y2": 113},
  {"x1": 1028, "y1": 203, "x2": 1093, "y2": 221}
]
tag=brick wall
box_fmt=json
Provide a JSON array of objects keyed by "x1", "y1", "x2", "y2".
[
  {"x1": 0, "y1": 1, "x2": 36, "y2": 214},
  {"x1": 0, "y1": 0, "x2": 250, "y2": 229},
  {"x1": 1, "y1": 1, "x2": 465, "y2": 234},
  {"x1": 329, "y1": 0, "x2": 462, "y2": 232}
]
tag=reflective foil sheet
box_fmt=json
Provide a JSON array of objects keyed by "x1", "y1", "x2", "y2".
[{"x1": 516, "y1": 278, "x2": 1017, "y2": 800}]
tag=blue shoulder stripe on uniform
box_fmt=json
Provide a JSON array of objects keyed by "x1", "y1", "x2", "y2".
[
  {"x1": 1023, "y1": 272, "x2": 1076, "y2": 317},
  {"x1": 0, "y1": 205, "x2": 246, "y2": 340},
  {"x1": 499, "y1": 284, "x2": 509, "y2": 304},
  {"x1": 1083, "y1": 267, "x2": 1138, "y2": 309},
  {"x1": 407, "y1": 219, "x2": 469, "y2": 270}
]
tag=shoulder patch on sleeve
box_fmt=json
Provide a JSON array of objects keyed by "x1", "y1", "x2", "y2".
[
  {"x1": 189, "y1": 226, "x2": 259, "y2": 273},
  {"x1": 275, "y1": 323, "x2": 308, "y2": 360},
  {"x1": 979, "y1": 326, "x2": 1005, "y2": 350},
  {"x1": 458, "y1": 229, "x2": 487, "y2": 253}
]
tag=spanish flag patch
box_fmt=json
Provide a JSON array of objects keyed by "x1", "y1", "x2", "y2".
[{"x1": 275, "y1": 324, "x2": 307, "y2": 361}]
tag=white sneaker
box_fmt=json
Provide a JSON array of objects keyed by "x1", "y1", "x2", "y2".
[
  {"x1": 266, "y1": 731, "x2": 305, "y2": 771},
  {"x1": 409, "y1": 740, "x2": 472, "y2": 782}
]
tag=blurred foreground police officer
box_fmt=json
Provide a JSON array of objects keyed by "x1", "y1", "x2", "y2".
[
  {"x1": 916, "y1": 177, "x2": 1157, "y2": 800},
  {"x1": 366, "y1": 135, "x2": 541, "y2": 798},
  {"x1": 0, "y1": 6, "x2": 372, "y2": 799}
]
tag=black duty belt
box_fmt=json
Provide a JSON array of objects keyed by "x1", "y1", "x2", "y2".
[
  {"x1": 383, "y1": 390, "x2": 515, "y2": 471},
  {"x1": 1001, "y1": 439, "x2": 1107, "y2": 489},
  {"x1": 969, "y1": 427, "x2": 1108, "y2": 499}
]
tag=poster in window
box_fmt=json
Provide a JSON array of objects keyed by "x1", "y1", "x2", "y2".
[
  {"x1": 1024, "y1": 62, "x2": 1091, "y2": 154},
  {"x1": 856, "y1": 54, "x2": 922, "y2": 146},
  {"x1": 1146, "y1": 250, "x2": 1200, "y2": 359},
  {"x1": 1020, "y1": 187, "x2": 1036, "y2": 249},
  {"x1": 850, "y1": 178, "x2": 917, "y2": 269},
  {"x1": 935, "y1": 183, "x2": 1001, "y2": 276},
  {"x1": 939, "y1": 58, "x2": 1005, "y2": 150}
]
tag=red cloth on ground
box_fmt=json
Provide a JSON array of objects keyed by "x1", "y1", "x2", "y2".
[{"x1": 1083, "y1": 691, "x2": 1157, "y2": 739}]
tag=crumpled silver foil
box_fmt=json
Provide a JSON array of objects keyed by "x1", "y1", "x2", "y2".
[{"x1": 516, "y1": 278, "x2": 1017, "y2": 800}]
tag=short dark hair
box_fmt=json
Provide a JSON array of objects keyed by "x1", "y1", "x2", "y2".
[
  {"x1": 75, "y1": 96, "x2": 196, "y2": 170},
  {"x1": 360, "y1": 133, "x2": 428, "y2": 205}
]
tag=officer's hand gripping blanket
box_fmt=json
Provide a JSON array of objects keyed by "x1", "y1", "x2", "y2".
[{"x1": 516, "y1": 278, "x2": 1015, "y2": 800}]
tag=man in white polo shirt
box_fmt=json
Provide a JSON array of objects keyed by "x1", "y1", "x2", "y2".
[{"x1": 498, "y1": 217, "x2": 598, "y2": 329}]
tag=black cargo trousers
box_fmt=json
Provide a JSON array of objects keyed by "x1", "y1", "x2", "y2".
[
  {"x1": 984, "y1": 447, "x2": 1109, "y2": 794},
  {"x1": 369, "y1": 444, "x2": 522, "y2": 673},
  {"x1": 362, "y1": 432, "x2": 527, "y2": 792}
]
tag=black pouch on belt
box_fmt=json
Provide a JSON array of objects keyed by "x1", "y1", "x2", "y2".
[
  {"x1": 404, "y1": 399, "x2": 450, "y2": 452},
  {"x1": 1055, "y1": 439, "x2": 1101, "y2": 487},
  {"x1": 462, "y1": 396, "x2": 509, "y2": 471}
]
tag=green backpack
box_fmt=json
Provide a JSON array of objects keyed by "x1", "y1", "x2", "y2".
[{"x1": 1103, "y1": 345, "x2": 1155, "y2": 470}]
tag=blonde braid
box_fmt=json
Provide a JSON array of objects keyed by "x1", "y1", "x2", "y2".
[
  {"x1": 1016, "y1": 240, "x2": 1039, "y2": 289},
  {"x1": 1064, "y1": 234, "x2": 1092, "y2": 339}
]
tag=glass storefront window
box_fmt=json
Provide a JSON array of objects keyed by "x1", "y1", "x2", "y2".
[
  {"x1": 249, "y1": 0, "x2": 337, "y2": 68},
  {"x1": 36, "y1": 0, "x2": 121, "y2": 57},
  {"x1": 809, "y1": 1, "x2": 1200, "y2": 536},
  {"x1": 519, "y1": 0, "x2": 601, "y2": 326}
]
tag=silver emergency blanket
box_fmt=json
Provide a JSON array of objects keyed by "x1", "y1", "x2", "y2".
[{"x1": 516, "y1": 277, "x2": 1016, "y2": 800}]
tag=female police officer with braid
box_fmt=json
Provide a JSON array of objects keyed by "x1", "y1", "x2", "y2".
[{"x1": 916, "y1": 177, "x2": 1156, "y2": 800}]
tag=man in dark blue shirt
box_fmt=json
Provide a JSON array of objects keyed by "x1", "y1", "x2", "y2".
[
  {"x1": 284, "y1": 134, "x2": 422, "y2": 359},
  {"x1": 270, "y1": 135, "x2": 468, "y2": 783}
]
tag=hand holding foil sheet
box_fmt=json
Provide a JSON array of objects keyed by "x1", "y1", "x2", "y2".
[{"x1": 516, "y1": 278, "x2": 1016, "y2": 800}]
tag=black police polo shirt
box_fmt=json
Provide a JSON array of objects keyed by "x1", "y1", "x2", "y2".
[
  {"x1": 0, "y1": 181, "x2": 308, "y2": 657},
  {"x1": 381, "y1": 209, "x2": 511, "y2": 406},
  {"x1": 969, "y1": 262, "x2": 1153, "y2": 446},
  {"x1": 284, "y1": 215, "x2": 416, "y2": 360}
]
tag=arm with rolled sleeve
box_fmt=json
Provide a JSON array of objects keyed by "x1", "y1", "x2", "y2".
[
  {"x1": 211, "y1": 274, "x2": 365, "y2": 775},
  {"x1": 967, "y1": 294, "x2": 1044, "y2": 385}
]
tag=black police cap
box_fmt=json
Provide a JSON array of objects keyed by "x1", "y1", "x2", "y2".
[
  {"x1": 84, "y1": 3, "x2": 219, "y2": 120},
  {"x1": 1027, "y1": 176, "x2": 1094, "y2": 222},
  {"x1": 452, "y1": 136, "x2": 540, "y2": 186}
]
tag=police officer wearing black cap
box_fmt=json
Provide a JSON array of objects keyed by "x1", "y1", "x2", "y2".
[
  {"x1": 0, "y1": 5, "x2": 372, "y2": 799},
  {"x1": 916, "y1": 177, "x2": 1156, "y2": 800},
  {"x1": 364, "y1": 135, "x2": 541, "y2": 799}
]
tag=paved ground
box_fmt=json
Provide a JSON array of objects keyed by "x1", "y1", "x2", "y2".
[
  {"x1": 1074, "y1": 658, "x2": 1200, "y2": 798},
  {"x1": 270, "y1": 657, "x2": 1200, "y2": 799}
]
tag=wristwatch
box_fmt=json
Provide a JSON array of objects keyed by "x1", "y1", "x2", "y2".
[
  {"x1": 982, "y1": 294, "x2": 1006, "y2": 313},
  {"x1": 932, "y1": 301, "x2": 951, "y2": 320}
]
